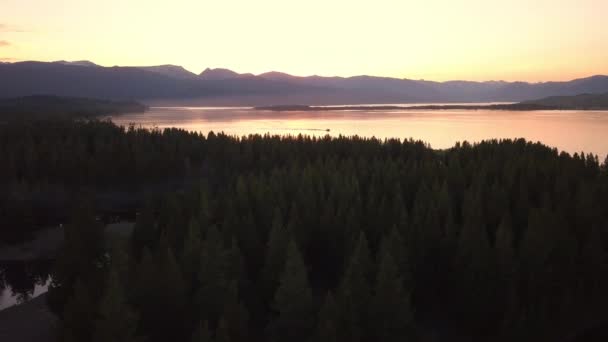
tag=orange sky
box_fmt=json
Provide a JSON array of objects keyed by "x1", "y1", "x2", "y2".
[{"x1": 1, "y1": 0, "x2": 607, "y2": 82}]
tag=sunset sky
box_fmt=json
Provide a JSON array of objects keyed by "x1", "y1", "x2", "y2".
[{"x1": 1, "y1": 0, "x2": 607, "y2": 82}]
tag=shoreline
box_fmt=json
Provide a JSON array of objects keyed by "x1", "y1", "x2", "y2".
[
  {"x1": 0, "y1": 222, "x2": 134, "y2": 262},
  {"x1": 253, "y1": 104, "x2": 608, "y2": 112},
  {"x1": 0, "y1": 293, "x2": 56, "y2": 342}
]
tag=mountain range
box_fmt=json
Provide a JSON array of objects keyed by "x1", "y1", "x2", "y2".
[
  {"x1": 1, "y1": 60, "x2": 608, "y2": 106},
  {"x1": 523, "y1": 92, "x2": 608, "y2": 109}
]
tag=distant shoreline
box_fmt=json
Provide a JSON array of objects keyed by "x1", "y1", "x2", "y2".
[
  {"x1": 254, "y1": 104, "x2": 608, "y2": 112},
  {"x1": 0, "y1": 293, "x2": 56, "y2": 341},
  {"x1": 0, "y1": 222, "x2": 134, "y2": 262}
]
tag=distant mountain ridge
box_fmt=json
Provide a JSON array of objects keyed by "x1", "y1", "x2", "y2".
[
  {"x1": 1, "y1": 61, "x2": 608, "y2": 105},
  {"x1": 53, "y1": 60, "x2": 100, "y2": 67},
  {"x1": 138, "y1": 65, "x2": 198, "y2": 79},
  {"x1": 523, "y1": 92, "x2": 608, "y2": 109},
  {"x1": 199, "y1": 68, "x2": 255, "y2": 80}
]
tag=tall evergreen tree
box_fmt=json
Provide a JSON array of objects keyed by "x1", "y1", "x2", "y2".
[
  {"x1": 130, "y1": 200, "x2": 157, "y2": 258},
  {"x1": 93, "y1": 270, "x2": 139, "y2": 342},
  {"x1": 456, "y1": 186, "x2": 493, "y2": 330},
  {"x1": 369, "y1": 249, "x2": 414, "y2": 342},
  {"x1": 48, "y1": 201, "x2": 105, "y2": 315},
  {"x1": 222, "y1": 296, "x2": 250, "y2": 342},
  {"x1": 379, "y1": 227, "x2": 411, "y2": 289},
  {"x1": 191, "y1": 321, "x2": 212, "y2": 342},
  {"x1": 261, "y1": 209, "x2": 289, "y2": 301},
  {"x1": 182, "y1": 218, "x2": 202, "y2": 285},
  {"x1": 158, "y1": 247, "x2": 188, "y2": 338},
  {"x1": 336, "y1": 232, "x2": 373, "y2": 342},
  {"x1": 132, "y1": 247, "x2": 156, "y2": 308},
  {"x1": 216, "y1": 317, "x2": 231, "y2": 342},
  {"x1": 495, "y1": 214, "x2": 515, "y2": 274},
  {"x1": 269, "y1": 239, "x2": 314, "y2": 342},
  {"x1": 197, "y1": 225, "x2": 231, "y2": 325},
  {"x1": 316, "y1": 292, "x2": 339, "y2": 342},
  {"x1": 59, "y1": 279, "x2": 96, "y2": 342},
  {"x1": 134, "y1": 247, "x2": 187, "y2": 342},
  {"x1": 581, "y1": 224, "x2": 606, "y2": 304},
  {"x1": 495, "y1": 213, "x2": 517, "y2": 324}
]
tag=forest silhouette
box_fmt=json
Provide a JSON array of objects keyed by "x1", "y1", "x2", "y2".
[{"x1": 2, "y1": 120, "x2": 605, "y2": 340}]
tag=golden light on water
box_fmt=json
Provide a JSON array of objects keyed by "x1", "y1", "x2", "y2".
[{"x1": 110, "y1": 107, "x2": 608, "y2": 157}]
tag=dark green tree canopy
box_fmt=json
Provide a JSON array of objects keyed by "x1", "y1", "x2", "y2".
[{"x1": 2, "y1": 120, "x2": 601, "y2": 342}]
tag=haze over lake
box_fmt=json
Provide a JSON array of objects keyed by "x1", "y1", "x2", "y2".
[{"x1": 111, "y1": 105, "x2": 608, "y2": 157}]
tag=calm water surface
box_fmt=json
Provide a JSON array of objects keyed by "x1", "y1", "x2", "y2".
[
  {"x1": 0, "y1": 222, "x2": 133, "y2": 311},
  {"x1": 0, "y1": 261, "x2": 52, "y2": 311},
  {"x1": 111, "y1": 105, "x2": 608, "y2": 157}
]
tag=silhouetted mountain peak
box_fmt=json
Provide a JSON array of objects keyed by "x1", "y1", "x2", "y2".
[
  {"x1": 581, "y1": 75, "x2": 608, "y2": 80},
  {"x1": 199, "y1": 68, "x2": 244, "y2": 80},
  {"x1": 137, "y1": 64, "x2": 197, "y2": 79},
  {"x1": 258, "y1": 71, "x2": 299, "y2": 81},
  {"x1": 53, "y1": 60, "x2": 99, "y2": 67},
  {"x1": 570, "y1": 75, "x2": 608, "y2": 84}
]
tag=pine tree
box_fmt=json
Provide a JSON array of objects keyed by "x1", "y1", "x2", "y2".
[
  {"x1": 157, "y1": 194, "x2": 182, "y2": 248},
  {"x1": 495, "y1": 214, "x2": 517, "y2": 324},
  {"x1": 132, "y1": 247, "x2": 156, "y2": 308},
  {"x1": 158, "y1": 247, "x2": 188, "y2": 337},
  {"x1": 182, "y1": 218, "x2": 202, "y2": 285},
  {"x1": 222, "y1": 296, "x2": 250, "y2": 342},
  {"x1": 316, "y1": 292, "x2": 339, "y2": 342},
  {"x1": 379, "y1": 227, "x2": 411, "y2": 289},
  {"x1": 270, "y1": 239, "x2": 314, "y2": 342},
  {"x1": 410, "y1": 182, "x2": 433, "y2": 264},
  {"x1": 336, "y1": 232, "x2": 373, "y2": 342},
  {"x1": 134, "y1": 247, "x2": 188, "y2": 342},
  {"x1": 59, "y1": 279, "x2": 96, "y2": 342},
  {"x1": 456, "y1": 186, "x2": 493, "y2": 329},
  {"x1": 495, "y1": 214, "x2": 515, "y2": 274},
  {"x1": 191, "y1": 321, "x2": 212, "y2": 342},
  {"x1": 48, "y1": 201, "x2": 105, "y2": 315},
  {"x1": 197, "y1": 183, "x2": 212, "y2": 232},
  {"x1": 458, "y1": 188, "x2": 490, "y2": 267},
  {"x1": 93, "y1": 270, "x2": 139, "y2": 342},
  {"x1": 369, "y1": 249, "x2": 414, "y2": 342},
  {"x1": 581, "y1": 224, "x2": 606, "y2": 304},
  {"x1": 197, "y1": 225, "x2": 230, "y2": 324},
  {"x1": 216, "y1": 316, "x2": 231, "y2": 342},
  {"x1": 130, "y1": 200, "x2": 157, "y2": 257},
  {"x1": 236, "y1": 210, "x2": 264, "y2": 275},
  {"x1": 226, "y1": 237, "x2": 244, "y2": 297},
  {"x1": 108, "y1": 245, "x2": 131, "y2": 286},
  {"x1": 261, "y1": 210, "x2": 288, "y2": 301}
]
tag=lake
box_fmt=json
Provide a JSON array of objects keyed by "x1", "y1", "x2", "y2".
[
  {"x1": 0, "y1": 261, "x2": 52, "y2": 311},
  {"x1": 0, "y1": 222, "x2": 133, "y2": 312},
  {"x1": 111, "y1": 105, "x2": 608, "y2": 158}
]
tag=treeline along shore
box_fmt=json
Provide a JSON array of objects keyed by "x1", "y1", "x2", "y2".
[
  {"x1": 254, "y1": 104, "x2": 555, "y2": 111},
  {"x1": 255, "y1": 92, "x2": 608, "y2": 111},
  {"x1": 0, "y1": 95, "x2": 147, "y2": 122}
]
